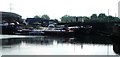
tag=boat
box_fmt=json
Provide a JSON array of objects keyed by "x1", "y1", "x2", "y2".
[
  {"x1": 1, "y1": 23, "x2": 18, "y2": 35},
  {"x1": 41, "y1": 24, "x2": 77, "y2": 37},
  {"x1": 16, "y1": 29, "x2": 44, "y2": 35},
  {"x1": 15, "y1": 24, "x2": 79, "y2": 36}
]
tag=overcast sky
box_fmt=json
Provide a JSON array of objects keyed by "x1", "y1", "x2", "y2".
[{"x1": 0, "y1": 0, "x2": 120, "y2": 20}]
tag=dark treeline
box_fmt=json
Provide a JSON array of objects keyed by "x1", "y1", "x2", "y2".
[
  {"x1": 59, "y1": 13, "x2": 120, "y2": 37},
  {"x1": 60, "y1": 13, "x2": 120, "y2": 23}
]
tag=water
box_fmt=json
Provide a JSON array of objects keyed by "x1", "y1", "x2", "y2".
[{"x1": 0, "y1": 35, "x2": 119, "y2": 55}]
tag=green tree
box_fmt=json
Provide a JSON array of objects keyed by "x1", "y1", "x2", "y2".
[
  {"x1": 106, "y1": 16, "x2": 114, "y2": 22},
  {"x1": 107, "y1": 16, "x2": 120, "y2": 22},
  {"x1": 41, "y1": 14, "x2": 50, "y2": 20},
  {"x1": 34, "y1": 15, "x2": 41, "y2": 18},
  {"x1": 61, "y1": 15, "x2": 79, "y2": 23},
  {"x1": 83, "y1": 16, "x2": 90, "y2": 23},
  {"x1": 91, "y1": 14, "x2": 97, "y2": 20},
  {"x1": 98, "y1": 13, "x2": 107, "y2": 22},
  {"x1": 98, "y1": 13, "x2": 106, "y2": 18},
  {"x1": 61, "y1": 15, "x2": 71, "y2": 23},
  {"x1": 114, "y1": 17, "x2": 120, "y2": 22}
]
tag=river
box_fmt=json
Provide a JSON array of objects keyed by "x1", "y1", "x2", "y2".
[{"x1": 0, "y1": 34, "x2": 120, "y2": 55}]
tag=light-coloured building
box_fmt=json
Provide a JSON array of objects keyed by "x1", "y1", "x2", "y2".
[
  {"x1": 61, "y1": 16, "x2": 85, "y2": 23},
  {"x1": 118, "y1": 1, "x2": 120, "y2": 18}
]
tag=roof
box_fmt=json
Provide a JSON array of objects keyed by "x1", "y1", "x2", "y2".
[
  {"x1": 26, "y1": 18, "x2": 50, "y2": 24},
  {"x1": 1, "y1": 11, "x2": 22, "y2": 18}
]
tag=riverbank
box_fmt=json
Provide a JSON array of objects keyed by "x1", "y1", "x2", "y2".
[{"x1": 0, "y1": 34, "x2": 45, "y2": 39}]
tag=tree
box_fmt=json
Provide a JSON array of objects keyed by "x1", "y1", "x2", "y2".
[
  {"x1": 98, "y1": 13, "x2": 106, "y2": 18},
  {"x1": 91, "y1": 14, "x2": 97, "y2": 20},
  {"x1": 41, "y1": 14, "x2": 50, "y2": 20},
  {"x1": 61, "y1": 15, "x2": 66, "y2": 21},
  {"x1": 98, "y1": 13, "x2": 107, "y2": 22},
  {"x1": 34, "y1": 15, "x2": 41, "y2": 18},
  {"x1": 106, "y1": 16, "x2": 120, "y2": 22},
  {"x1": 83, "y1": 16, "x2": 90, "y2": 23},
  {"x1": 114, "y1": 17, "x2": 120, "y2": 22},
  {"x1": 61, "y1": 15, "x2": 79, "y2": 23},
  {"x1": 106, "y1": 16, "x2": 114, "y2": 22},
  {"x1": 54, "y1": 19, "x2": 59, "y2": 23}
]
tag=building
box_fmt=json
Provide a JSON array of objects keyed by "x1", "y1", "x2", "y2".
[
  {"x1": 1, "y1": 11, "x2": 22, "y2": 25},
  {"x1": 0, "y1": 11, "x2": 22, "y2": 34},
  {"x1": 61, "y1": 16, "x2": 85, "y2": 23},
  {"x1": 26, "y1": 18, "x2": 58, "y2": 27},
  {"x1": 118, "y1": 1, "x2": 120, "y2": 19},
  {"x1": 26, "y1": 18, "x2": 49, "y2": 27}
]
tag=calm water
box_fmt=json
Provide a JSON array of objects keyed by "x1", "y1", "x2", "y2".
[{"x1": 0, "y1": 35, "x2": 120, "y2": 55}]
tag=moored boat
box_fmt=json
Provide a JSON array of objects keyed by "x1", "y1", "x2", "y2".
[{"x1": 41, "y1": 24, "x2": 76, "y2": 36}]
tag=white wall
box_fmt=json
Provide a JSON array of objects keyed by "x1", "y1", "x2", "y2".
[{"x1": 118, "y1": 1, "x2": 120, "y2": 18}]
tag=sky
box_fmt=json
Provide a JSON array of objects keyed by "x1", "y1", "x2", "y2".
[{"x1": 0, "y1": 0, "x2": 120, "y2": 20}]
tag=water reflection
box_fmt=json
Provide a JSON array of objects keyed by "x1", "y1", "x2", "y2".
[
  {"x1": 1, "y1": 35, "x2": 120, "y2": 55},
  {"x1": 2, "y1": 37, "x2": 53, "y2": 46}
]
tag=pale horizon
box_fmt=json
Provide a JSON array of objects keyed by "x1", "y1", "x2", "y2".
[{"x1": 0, "y1": 0, "x2": 120, "y2": 20}]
